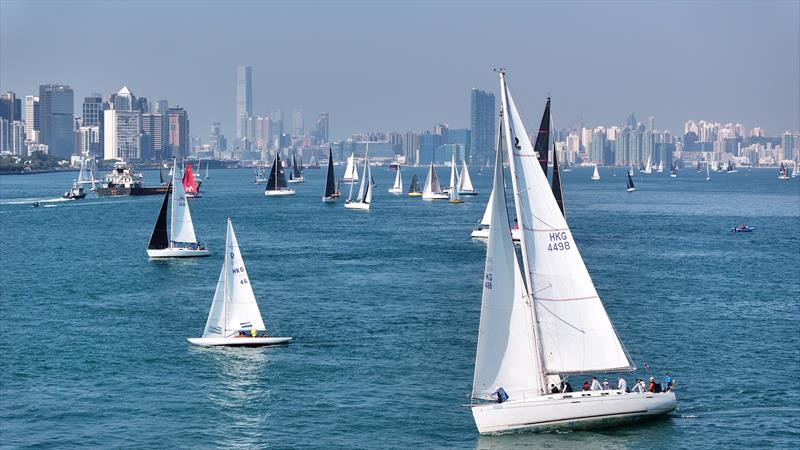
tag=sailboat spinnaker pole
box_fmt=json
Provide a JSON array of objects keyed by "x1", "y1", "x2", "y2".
[{"x1": 499, "y1": 70, "x2": 548, "y2": 394}]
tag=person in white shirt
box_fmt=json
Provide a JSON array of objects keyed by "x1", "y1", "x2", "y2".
[
  {"x1": 618, "y1": 377, "x2": 628, "y2": 392},
  {"x1": 590, "y1": 376, "x2": 602, "y2": 391},
  {"x1": 632, "y1": 378, "x2": 646, "y2": 393}
]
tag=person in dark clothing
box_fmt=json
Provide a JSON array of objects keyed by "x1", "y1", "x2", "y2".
[
  {"x1": 582, "y1": 380, "x2": 590, "y2": 391},
  {"x1": 562, "y1": 381, "x2": 573, "y2": 393},
  {"x1": 550, "y1": 384, "x2": 560, "y2": 394}
]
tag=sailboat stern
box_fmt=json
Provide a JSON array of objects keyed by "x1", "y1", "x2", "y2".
[{"x1": 471, "y1": 391, "x2": 676, "y2": 434}]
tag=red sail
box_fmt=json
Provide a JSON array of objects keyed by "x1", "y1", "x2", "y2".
[{"x1": 183, "y1": 164, "x2": 198, "y2": 194}]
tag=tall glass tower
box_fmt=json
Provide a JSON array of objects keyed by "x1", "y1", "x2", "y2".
[
  {"x1": 470, "y1": 88, "x2": 495, "y2": 165},
  {"x1": 38, "y1": 84, "x2": 74, "y2": 158},
  {"x1": 236, "y1": 65, "x2": 253, "y2": 139}
]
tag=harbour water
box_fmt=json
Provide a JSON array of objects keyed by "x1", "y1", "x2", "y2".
[{"x1": 0, "y1": 166, "x2": 798, "y2": 448}]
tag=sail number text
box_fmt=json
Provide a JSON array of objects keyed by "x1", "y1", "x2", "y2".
[
  {"x1": 484, "y1": 273, "x2": 493, "y2": 290},
  {"x1": 232, "y1": 266, "x2": 249, "y2": 284},
  {"x1": 547, "y1": 232, "x2": 571, "y2": 252}
]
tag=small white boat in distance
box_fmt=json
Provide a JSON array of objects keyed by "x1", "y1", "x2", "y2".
[
  {"x1": 345, "y1": 147, "x2": 373, "y2": 210},
  {"x1": 188, "y1": 219, "x2": 292, "y2": 347},
  {"x1": 591, "y1": 165, "x2": 600, "y2": 180},
  {"x1": 388, "y1": 165, "x2": 403, "y2": 194},
  {"x1": 459, "y1": 160, "x2": 478, "y2": 195},
  {"x1": 147, "y1": 160, "x2": 210, "y2": 258},
  {"x1": 422, "y1": 162, "x2": 448, "y2": 200},
  {"x1": 264, "y1": 152, "x2": 296, "y2": 196}
]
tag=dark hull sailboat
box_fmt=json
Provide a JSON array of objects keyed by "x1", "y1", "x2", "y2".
[
  {"x1": 407, "y1": 174, "x2": 422, "y2": 196},
  {"x1": 626, "y1": 170, "x2": 636, "y2": 192}
]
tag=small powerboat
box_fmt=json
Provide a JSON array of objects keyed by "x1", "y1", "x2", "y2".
[
  {"x1": 63, "y1": 181, "x2": 86, "y2": 200},
  {"x1": 731, "y1": 225, "x2": 754, "y2": 233}
]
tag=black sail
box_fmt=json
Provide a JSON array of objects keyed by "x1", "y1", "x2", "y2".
[
  {"x1": 266, "y1": 153, "x2": 288, "y2": 191},
  {"x1": 324, "y1": 147, "x2": 336, "y2": 197},
  {"x1": 148, "y1": 181, "x2": 171, "y2": 249},
  {"x1": 627, "y1": 171, "x2": 635, "y2": 189},
  {"x1": 534, "y1": 97, "x2": 551, "y2": 174},
  {"x1": 551, "y1": 147, "x2": 565, "y2": 217},
  {"x1": 408, "y1": 174, "x2": 420, "y2": 194}
]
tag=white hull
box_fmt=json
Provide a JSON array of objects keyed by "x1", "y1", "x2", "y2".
[
  {"x1": 472, "y1": 391, "x2": 676, "y2": 434},
  {"x1": 147, "y1": 247, "x2": 211, "y2": 258},
  {"x1": 344, "y1": 201, "x2": 370, "y2": 210},
  {"x1": 322, "y1": 196, "x2": 339, "y2": 203},
  {"x1": 288, "y1": 178, "x2": 305, "y2": 183},
  {"x1": 343, "y1": 178, "x2": 358, "y2": 183},
  {"x1": 187, "y1": 336, "x2": 293, "y2": 347},
  {"x1": 459, "y1": 190, "x2": 478, "y2": 196},
  {"x1": 264, "y1": 189, "x2": 296, "y2": 196},
  {"x1": 388, "y1": 188, "x2": 403, "y2": 194},
  {"x1": 422, "y1": 193, "x2": 449, "y2": 200},
  {"x1": 471, "y1": 227, "x2": 521, "y2": 242},
  {"x1": 627, "y1": 188, "x2": 636, "y2": 192}
]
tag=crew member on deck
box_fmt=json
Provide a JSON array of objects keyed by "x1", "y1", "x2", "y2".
[
  {"x1": 618, "y1": 377, "x2": 627, "y2": 392},
  {"x1": 590, "y1": 377, "x2": 602, "y2": 391}
]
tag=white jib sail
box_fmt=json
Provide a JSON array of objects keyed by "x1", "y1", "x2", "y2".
[
  {"x1": 364, "y1": 164, "x2": 373, "y2": 204},
  {"x1": 472, "y1": 138, "x2": 543, "y2": 400},
  {"x1": 170, "y1": 161, "x2": 198, "y2": 244},
  {"x1": 223, "y1": 219, "x2": 266, "y2": 334},
  {"x1": 449, "y1": 153, "x2": 458, "y2": 191},
  {"x1": 423, "y1": 162, "x2": 443, "y2": 196},
  {"x1": 592, "y1": 165, "x2": 600, "y2": 180},
  {"x1": 392, "y1": 166, "x2": 403, "y2": 191},
  {"x1": 356, "y1": 150, "x2": 370, "y2": 203},
  {"x1": 501, "y1": 75, "x2": 632, "y2": 375},
  {"x1": 201, "y1": 263, "x2": 227, "y2": 337},
  {"x1": 479, "y1": 190, "x2": 494, "y2": 226},
  {"x1": 460, "y1": 160, "x2": 474, "y2": 192},
  {"x1": 344, "y1": 153, "x2": 359, "y2": 181}
]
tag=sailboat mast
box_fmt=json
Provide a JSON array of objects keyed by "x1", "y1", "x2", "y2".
[
  {"x1": 499, "y1": 71, "x2": 548, "y2": 394},
  {"x1": 169, "y1": 158, "x2": 177, "y2": 247},
  {"x1": 223, "y1": 222, "x2": 229, "y2": 337}
]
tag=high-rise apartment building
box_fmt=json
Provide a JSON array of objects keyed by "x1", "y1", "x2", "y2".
[
  {"x1": 590, "y1": 128, "x2": 606, "y2": 164},
  {"x1": 0, "y1": 92, "x2": 22, "y2": 122},
  {"x1": 403, "y1": 131, "x2": 419, "y2": 164},
  {"x1": 104, "y1": 109, "x2": 140, "y2": 160},
  {"x1": 38, "y1": 84, "x2": 75, "y2": 158},
  {"x1": 236, "y1": 65, "x2": 253, "y2": 139},
  {"x1": 469, "y1": 89, "x2": 495, "y2": 164},
  {"x1": 141, "y1": 112, "x2": 167, "y2": 161},
  {"x1": 167, "y1": 107, "x2": 189, "y2": 159},
  {"x1": 24, "y1": 95, "x2": 40, "y2": 142},
  {"x1": 314, "y1": 112, "x2": 329, "y2": 144},
  {"x1": 77, "y1": 126, "x2": 100, "y2": 157},
  {"x1": 82, "y1": 94, "x2": 104, "y2": 127},
  {"x1": 292, "y1": 109, "x2": 304, "y2": 136}
]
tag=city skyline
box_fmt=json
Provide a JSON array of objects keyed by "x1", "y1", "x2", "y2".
[{"x1": 1, "y1": 1, "x2": 797, "y2": 140}]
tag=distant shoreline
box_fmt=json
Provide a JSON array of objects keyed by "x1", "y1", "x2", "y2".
[{"x1": 0, "y1": 169, "x2": 80, "y2": 176}]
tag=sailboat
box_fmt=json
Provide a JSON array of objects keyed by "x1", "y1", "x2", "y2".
[
  {"x1": 449, "y1": 168, "x2": 464, "y2": 204},
  {"x1": 445, "y1": 152, "x2": 460, "y2": 194},
  {"x1": 670, "y1": 163, "x2": 678, "y2": 178},
  {"x1": 183, "y1": 163, "x2": 201, "y2": 198},
  {"x1": 147, "y1": 160, "x2": 210, "y2": 258},
  {"x1": 726, "y1": 161, "x2": 737, "y2": 173},
  {"x1": 288, "y1": 151, "x2": 304, "y2": 183},
  {"x1": 323, "y1": 147, "x2": 340, "y2": 203},
  {"x1": 469, "y1": 70, "x2": 675, "y2": 434},
  {"x1": 422, "y1": 162, "x2": 448, "y2": 200},
  {"x1": 407, "y1": 174, "x2": 422, "y2": 197},
  {"x1": 193, "y1": 161, "x2": 204, "y2": 188},
  {"x1": 627, "y1": 169, "x2": 637, "y2": 192},
  {"x1": 791, "y1": 160, "x2": 799, "y2": 178},
  {"x1": 343, "y1": 153, "x2": 359, "y2": 183},
  {"x1": 388, "y1": 165, "x2": 404, "y2": 194},
  {"x1": 778, "y1": 162, "x2": 790, "y2": 180},
  {"x1": 642, "y1": 156, "x2": 652, "y2": 174},
  {"x1": 254, "y1": 163, "x2": 267, "y2": 184},
  {"x1": 188, "y1": 219, "x2": 292, "y2": 347},
  {"x1": 264, "y1": 152, "x2": 296, "y2": 196},
  {"x1": 656, "y1": 161, "x2": 664, "y2": 173},
  {"x1": 591, "y1": 165, "x2": 600, "y2": 181},
  {"x1": 345, "y1": 148, "x2": 372, "y2": 210},
  {"x1": 458, "y1": 160, "x2": 477, "y2": 195},
  {"x1": 205, "y1": 162, "x2": 210, "y2": 180},
  {"x1": 706, "y1": 162, "x2": 711, "y2": 181},
  {"x1": 471, "y1": 113, "x2": 521, "y2": 242}
]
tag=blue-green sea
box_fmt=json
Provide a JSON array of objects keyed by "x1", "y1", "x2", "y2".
[{"x1": 1, "y1": 165, "x2": 798, "y2": 449}]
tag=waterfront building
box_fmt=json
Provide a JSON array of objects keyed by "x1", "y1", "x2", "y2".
[
  {"x1": 236, "y1": 65, "x2": 253, "y2": 139},
  {"x1": 103, "y1": 108, "x2": 140, "y2": 160},
  {"x1": 77, "y1": 125, "x2": 100, "y2": 157},
  {"x1": 469, "y1": 88, "x2": 495, "y2": 165},
  {"x1": 38, "y1": 84, "x2": 75, "y2": 158},
  {"x1": 167, "y1": 107, "x2": 190, "y2": 159},
  {"x1": 24, "y1": 95, "x2": 39, "y2": 143}
]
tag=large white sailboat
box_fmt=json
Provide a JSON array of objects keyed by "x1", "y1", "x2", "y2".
[
  {"x1": 343, "y1": 153, "x2": 359, "y2": 183},
  {"x1": 147, "y1": 160, "x2": 210, "y2": 258},
  {"x1": 458, "y1": 160, "x2": 477, "y2": 195},
  {"x1": 345, "y1": 148, "x2": 373, "y2": 210},
  {"x1": 469, "y1": 71, "x2": 675, "y2": 434},
  {"x1": 388, "y1": 165, "x2": 403, "y2": 194},
  {"x1": 188, "y1": 219, "x2": 292, "y2": 347},
  {"x1": 422, "y1": 162, "x2": 448, "y2": 200}
]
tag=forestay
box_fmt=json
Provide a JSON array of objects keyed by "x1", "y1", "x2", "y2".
[
  {"x1": 501, "y1": 74, "x2": 632, "y2": 375},
  {"x1": 472, "y1": 132, "x2": 543, "y2": 400},
  {"x1": 171, "y1": 161, "x2": 198, "y2": 244}
]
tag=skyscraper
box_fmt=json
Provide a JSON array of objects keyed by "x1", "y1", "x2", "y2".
[
  {"x1": 82, "y1": 94, "x2": 103, "y2": 127},
  {"x1": 24, "y1": 95, "x2": 39, "y2": 142},
  {"x1": 0, "y1": 91, "x2": 22, "y2": 122},
  {"x1": 38, "y1": 84, "x2": 75, "y2": 158},
  {"x1": 141, "y1": 112, "x2": 167, "y2": 161},
  {"x1": 167, "y1": 107, "x2": 189, "y2": 159},
  {"x1": 470, "y1": 89, "x2": 495, "y2": 164},
  {"x1": 313, "y1": 112, "x2": 329, "y2": 144},
  {"x1": 236, "y1": 65, "x2": 253, "y2": 139},
  {"x1": 292, "y1": 109, "x2": 304, "y2": 136}
]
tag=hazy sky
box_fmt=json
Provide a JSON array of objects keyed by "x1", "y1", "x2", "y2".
[{"x1": 2, "y1": 0, "x2": 798, "y2": 140}]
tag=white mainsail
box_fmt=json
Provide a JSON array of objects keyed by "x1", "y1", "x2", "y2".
[
  {"x1": 170, "y1": 160, "x2": 198, "y2": 244},
  {"x1": 422, "y1": 162, "x2": 444, "y2": 197},
  {"x1": 202, "y1": 219, "x2": 266, "y2": 338},
  {"x1": 472, "y1": 134, "x2": 542, "y2": 400},
  {"x1": 355, "y1": 152, "x2": 372, "y2": 204},
  {"x1": 459, "y1": 160, "x2": 475, "y2": 192},
  {"x1": 591, "y1": 165, "x2": 600, "y2": 180},
  {"x1": 364, "y1": 165, "x2": 373, "y2": 204},
  {"x1": 392, "y1": 166, "x2": 403, "y2": 191},
  {"x1": 344, "y1": 153, "x2": 359, "y2": 181},
  {"x1": 643, "y1": 156, "x2": 652, "y2": 174},
  {"x1": 449, "y1": 153, "x2": 458, "y2": 191},
  {"x1": 501, "y1": 73, "x2": 632, "y2": 376}
]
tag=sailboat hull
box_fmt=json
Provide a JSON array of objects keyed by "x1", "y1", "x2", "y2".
[
  {"x1": 288, "y1": 178, "x2": 305, "y2": 183},
  {"x1": 344, "y1": 201, "x2": 370, "y2": 210},
  {"x1": 187, "y1": 336, "x2": 293, "y2": 347},
  {"x1": 264, "y1": 189, "x2": 296, "y2": 196},
  {"x1": 458, "y1": 190, "x2": 478, "y2": 196},
  {"x1": 147, "y1": 247, "x2": 211, "y2": 258},
  {"x1": 422, "y1": 193, "x2": 449, "y2": 200},
  {"x1": 470, "y1": 227, "x2": 521, "y2": 242},
  {"x1": 322, "y1": 196, "x2": 339, "y2": 203},
  {"x1": 388, "y1": 188, "x2": 403, "y2": 194},
  {"x1": 472, "y1": 391, "x2": 676, "y2": 434}
]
